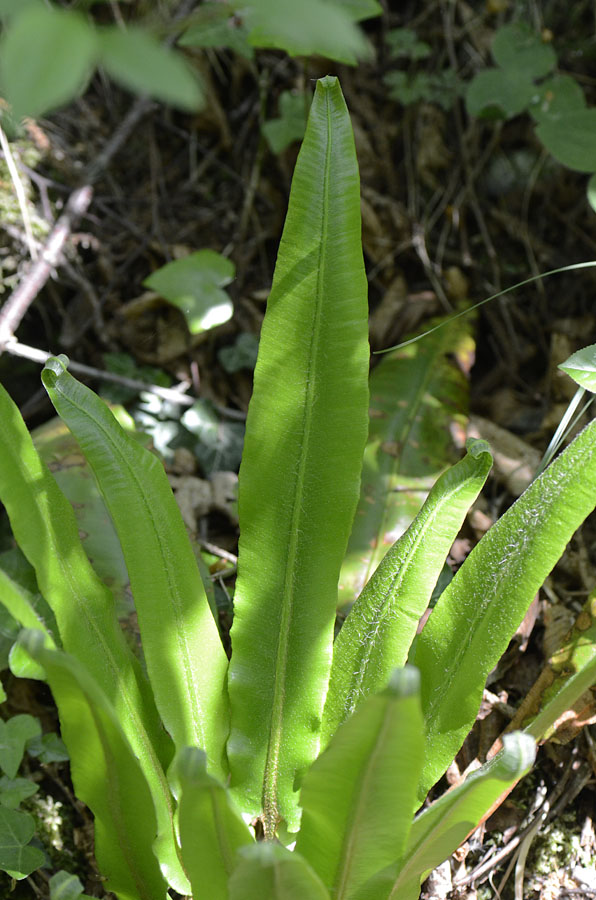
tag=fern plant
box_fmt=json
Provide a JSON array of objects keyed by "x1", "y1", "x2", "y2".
[{"x1": 0, "y1": 76, "x2": 596, "y2": 900}]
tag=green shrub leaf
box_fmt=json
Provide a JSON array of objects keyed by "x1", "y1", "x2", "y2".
[
  {"x1": 0, "y1": 6, "x2": 97, "y2": 119},
  {"x1": 244, "y1": 0, "x2": 372, "y2": 64},
  {"x1": 227, "y1": 76, "x2": 369, "y2": 833},
  {"x1": 491, "y1": 22, "x2": 555, "y2": 79},
  {"x1": 297, "y1": 668, "x2": 424, "y2": 899},
  {"x1": 529, "y1": 74, "x2": 586, "y2": 124},
  {"x1": 536, "y1": 108, "x2": 596, "y2": 172},
  {"x1": 466, "y1": 68, "x2": 534, "y2": 119},
  {"x1": 98, "y1": 25, "x2": 204, "y2": 110}
]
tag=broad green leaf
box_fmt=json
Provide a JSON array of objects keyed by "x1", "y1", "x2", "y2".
[
  {"x1": 0, "y1": 715, "x2": 40, "y2": 778},
  {"x1": 243, "y1": 0, "x2": 372, "y2": 64},
  {"x1": 354, "y1": 734, "x2": 535, "y2": 900},
  {"x1": 0, "y1": 806, "x2": 45, "y2": 879},
  {"x1": 177, "y1": 747, "x2": 253, "y2": 900},
  {"x1": 0, "y1": 6, "x2": 97, "y2": 119},
  {"x1": 98, "y1": 25, "x2": 204, "y2": 111},
  {"x1": 143, "y1": 250, "x2": 234, "y2": 335},
  {"x1": 41, "y1": 356, "x2": 229, "y2": 784},
  {"x1": 228, "y1": 844, "x2": 330, "y2": 900},
  {"x1": 323, "y1": 441, "x2": 492, "y2": 744},
  {"x1": 536, "y1": 109, "x2": 596, "y2": 172},
  {"x1": 0, "y1": 384, "x2": 180, "y2": 886},
  {"x1": 529, "y1": 74, "x2": 586, "y2": 124},
  {"x1": 559, "y1": 343, "x2": 596, "y2": 393},
  {"x1": 20, "y1": 632, "x2": 167, "y2": 900},
  {"x1": 0, "y1": 776, "x2": 38, "y2": 810},
  {"x1": 491, "y1": 22, "x2": 555, "y2": 79},
  {"x1": 227, "y1": 76, "x2": 369, "y2": 834},
  {"x1": 414, "y1": 417, "x2": 596, "y2": 800},
  {"x1": 262, "y1": 90, "x2": 308, "y2": 154},
  {"x1": 466, "y1": 68, "x2": 534, "y2": 119},
  {"x1": 297, "y1": 668, "x2": 423, "y2": 899},
  {"x1": 338, "y1": 315, "x2": 472, "y2": 610}
]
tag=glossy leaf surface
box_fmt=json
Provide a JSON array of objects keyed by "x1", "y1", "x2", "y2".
[
  {"x1": 20, "y1": 632, "x2": 168, "y2": 900},
  {"x1": 42, "y1": 355, "x2": 229, "y2": 782},
  {"x1": 323, "y1": 441, "x2": 491, "y2": 743},
  {"x1": 177, "y1": 747, "x2": 253, "y2": 900},
  {"x1": 228, "y1": 844, "x2": 330, "y2": 900},
  {"x1": 338, "y1": 316, "x2": 472, "y2": 609},
  {"x1": 227, "y1": 76, "x2": 369, "y2": 834},
  {"x1": 297, "y1": 668, "x2": 423, "y2": 899},
  {"x1": 559, "y1": 343, "x2": 596, "y2": 393},
  {"x1": 414, "y1": 417, "x2": 596, "y2": 799}
]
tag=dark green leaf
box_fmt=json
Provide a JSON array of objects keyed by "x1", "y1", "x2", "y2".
[
  {"x1": 98, "y1": 25, "x2": 204, "y2": 110},
  {"x1": 0, "y1": 6, "x2": 97, "y2": 118}
]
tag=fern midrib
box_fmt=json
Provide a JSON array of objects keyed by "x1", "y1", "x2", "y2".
[{"x1": 262, "y1": 93, "x2": 333, "y2": 835}]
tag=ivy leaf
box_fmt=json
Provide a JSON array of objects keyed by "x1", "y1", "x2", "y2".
[
  {"x1": 0, "y1": 807, "x2": 45, "y2": 879},
  {"x1": 262, "y1": 90, "x2": 308, "y2": 154},
  {"x1": 0, "y1": 776, "x2": 38, "y2": 810},
  {"x1": 143, "y1": 250, "x2": 235, "y2": 335},
  {"x1": 0, "y1": 716, "x2": 41, "y2": 779}
]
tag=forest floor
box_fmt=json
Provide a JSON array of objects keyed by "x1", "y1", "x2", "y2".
[{"x1": 1, "y1": 2, "x2": 596, "y2": 898}]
